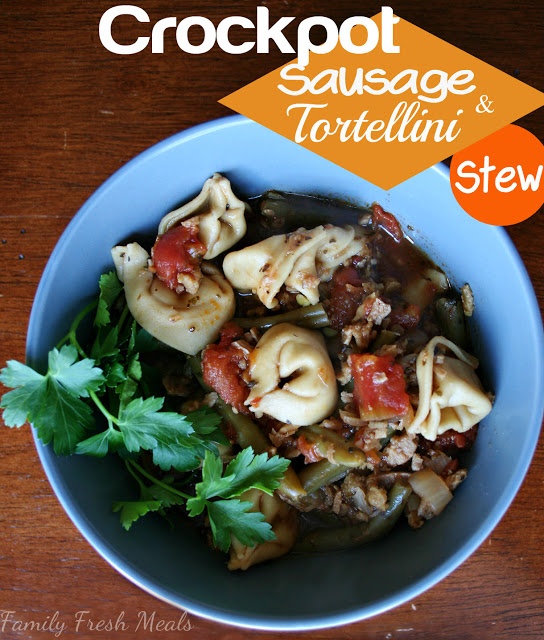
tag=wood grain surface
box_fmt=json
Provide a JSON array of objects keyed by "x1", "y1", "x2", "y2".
[{"x1": 1, "y1": 1, "x2": 542, "y2": 638}]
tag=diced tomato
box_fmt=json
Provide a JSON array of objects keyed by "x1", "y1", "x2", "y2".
[
  {"x1": 151, "y1": 225, "x2": 206, "y2": 290},
  {"x1": 364, "y1": 448, "x2": 382, "y2": 467},
  {"x1": 327, "y1": 265, "x2": 366, "y2": 330},
  {"x1": 388, "y1": 303, "x2": 421, "y2": 330},
  {"x1": 201, "y1": 323, "x2": 250, "y2": 415},
  {"x1": 351, "y1": 353, "x2": 412, "y2": 421},
  {"x1": 372, "y1": 203, "x2": 404, "y2": 243},
  {"x1": 332, "y1": 265, "x2": 363, "y2": 288},
  {"x1": 441, "y1": 458, "x2": 460, "y2": 475},
  {"x1": 295, "y1": 431, "x2": 325, "y2": 464},
  {"x1": 215, "y1": 321, "x2": 245, "y2": 346},
  {"x1": 432, "y1": 426, "x2": 478, "y2": 456}
]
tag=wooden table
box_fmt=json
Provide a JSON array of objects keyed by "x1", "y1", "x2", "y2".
[{"x1": 1, "y1": 1, "x2": 542, "y2": 638}]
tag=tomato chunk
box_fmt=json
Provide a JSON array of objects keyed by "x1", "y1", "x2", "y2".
[
  {"x1": 372, "y1": 203, "x2": 404, "y2": 243},
  {"x1": 351, "y1": 353, "x2": 411, "y2": 421},
  {"x1": 201, "y1": 323, "x2": 251, "y2": 415},
  {"x1": 296, "y1": 431, "x2": 325, "y2": 464},
  {"x1": 388, "y1": 303, "x2": 421, "y2": 330},
  {"x1": 327, "y1": 265, "x2": 366, "y2": 330},
  {"x1": 151, "y1": 225, "x2": 206, "y2": 291}
]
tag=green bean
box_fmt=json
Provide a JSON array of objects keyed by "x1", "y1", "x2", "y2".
[
  {"x1": 260, "y1": 190, "x2": 371, "y2": 231},
  {"x1": 218, "y1": 401, "x2": 271, "y2": 452},
  {"x1": 297, "y1": 425, "x2": 366, "y2": 468},
  {"x1": 379, "y1": 425, "x2": 396, "y2": 449},
  {"x1": 294, "y1": 483, "x2": 411, "y2": 553},
  {"x1": 298, "y1": 459, "x2": 353, "y2": 495},
  {"x1": 187, "y1": 353, "x2": 208, "y2": 389},
  {"x1": 260, "y1": 191, "x2": 297, "y2": 218},
  {"x1": 233, "y1": 303, "x2": 330, "y2": 331},
  {"x1": 372, "y1": 329, "x2": 401, "y2": 350},
  {"x1": 435, "y1": 296, "x2": 468, "y2": 349},
  {"x1": 277, "y1": 467, "x2": 307, "y2": 502},
  {"x1": 260, "y1": 192, "x2": 332, "y2": 230},
  {"x1": 321, "y1": 327, "x2": 338, "y2": 338},
  {"x1": 215, "y1": 397, "x2": 306, "y2": 500}
]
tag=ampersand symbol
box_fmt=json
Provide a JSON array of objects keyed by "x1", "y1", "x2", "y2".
[{"x1": 476, "y1": 95, "x2": 494, "y2": 114}]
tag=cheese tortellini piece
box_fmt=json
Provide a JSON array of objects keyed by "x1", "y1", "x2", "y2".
[
  {"x1": 111, "y1": 242, "x2": 234, "y2": 355},
  {"x1": 228, "y1": 489, "x2": 298, "y2": 571},
  {"x1": 245, "y1": 323, "x2": 338, "y2": 426},
  {"x1": 158, "y1": 173, "x2": 249, "y2": 259},
  {"x1": 407, "y1": 336, "x2": 493, "y2": 441},
  {"x1": 223, "y1": 224, "x2": 368, "y2": 308}
]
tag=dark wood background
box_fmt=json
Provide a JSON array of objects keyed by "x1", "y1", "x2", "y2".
[{"x1": 1, "y1": 1, "x2": 542, "y2": 638}]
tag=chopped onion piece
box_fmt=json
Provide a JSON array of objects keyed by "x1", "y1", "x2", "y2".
[
  {"x1": 424, "y1": 267, "x2": 449, "y2": 292},
  {"x1": 425, "y1": 451, "x2": 452, "y2": 475},
  {"x1": 408, "y1": 468, "x2": 453, "y2": 516},
  {"x1": 403, "y1": 267, "x2": 449, "y2": 309}
]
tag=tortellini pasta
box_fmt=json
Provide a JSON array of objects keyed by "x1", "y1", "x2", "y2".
[
  {"x1": 228, "y1": 489, "x2": 298, "y2": 571},
  {"x1": 223, "y1": 224, "x2": 368, "y2": 308},
  {"x1": 407, "y1": 336, "x2": 493, "y2": 441},
  {"x1": 245, "y1": 323, "x2": 338, "y2": 426},
  {"x1": 111, "y1": 242, "x2": 234, "y2": 355},
  {"x1": 158, "y1": 173, "x2": 248, "y2": 259}
]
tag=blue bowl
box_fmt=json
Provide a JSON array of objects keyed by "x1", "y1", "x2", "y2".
[{"x1": 27, "y1": 115, "x2": 544, "y2": 630}]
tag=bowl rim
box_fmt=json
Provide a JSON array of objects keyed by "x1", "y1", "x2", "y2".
[{"x1": 27, "y1": 114, "x2": 544, "y2": 631}]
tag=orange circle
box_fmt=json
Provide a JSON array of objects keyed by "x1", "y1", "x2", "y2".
[{"x1": 450, "y1": 125, "x2": 544, "y2": 225}]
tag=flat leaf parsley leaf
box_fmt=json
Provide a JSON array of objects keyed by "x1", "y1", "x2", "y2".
[
  {"x1": 187, "y1": 447, "x2": 290, "y2": 514},
  {"x1": 116, "y1": 398, "x2": 221, "y2": 472},
  {"x1": 112, "y1": 500, "x2": 164, "y2": 531},
  {"x1": 207, "y1": 499, "x2": 276, "y2": 553},
  {"x1": 0, "y1": 345, "x2": 104, "y2": 455},
  {"x1": 112, "y1": 463, "x2": 189, "y2": 530},
  {"x1": 186, "y1": 448, "x2": 290, "y2": 552},
  {"x1": 75, "y1": 399, "x2": 223, "y2": 473},
  {"x1": 95, "y1": 271, "x2": 124, "y2": 327},
  {"x1": 0, "y1": 269, "x2": 292, "y2": 558},
  {"x1": 118, "y1": 449, "x2": 289, "y2": 551}
]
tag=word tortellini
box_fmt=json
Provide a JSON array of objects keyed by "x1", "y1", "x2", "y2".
[
  {"x1": 223, "y1": 224, "x2": 368, "y2": 309},
  {"x1": 111, "y1": 242, "x2": 234, "y2": 355},
  {"x1": 407, "y1": 336, "x2": 493, "y2": 441},
  {"x1": 245, "y1": 323, "x2": 338, "y2": 426}
]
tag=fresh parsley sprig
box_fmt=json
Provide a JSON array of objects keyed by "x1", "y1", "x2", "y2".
[
  {"x1": 0, "y1": 269, "x2": 290, "y2": 554},
  {"x1": 0, "y1": 344, "x2": 104, "y2": 455},
  {"x1": 0, "y1": 272, "x2": 222, "y2": 468},
  {"x1": 117, "y1": 448, "x2": 290, "y2": 552},
  {"x1": 188, "y1": 448, "x2": 290, "y2": 551}
]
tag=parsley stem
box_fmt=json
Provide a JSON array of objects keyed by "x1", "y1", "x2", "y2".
[
  {"x1": 124, "y1": 458, "x2": 147, "y2": 493},
  {"x1": 90, "y1": 389, "x2": 120, "y2": 427},
  {"x1": 56, "y1": 299, "x2": 98, "y2": 358},
  {"x1": 117, "y1": 303, "x2": 130, "y2": 335},
  {"x1": 127, "y1": 459, "x2": 192, "y2": 501}
]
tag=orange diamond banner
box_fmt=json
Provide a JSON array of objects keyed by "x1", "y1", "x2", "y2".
[{"x1": 220, "y1": 12, "x2": 544, "y2": 190}]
